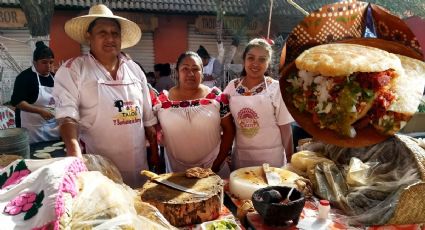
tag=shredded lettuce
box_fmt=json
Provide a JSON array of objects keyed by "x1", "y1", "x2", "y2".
[{"x1": 206, "y1": 220, "x2": 237, "y2": 230}]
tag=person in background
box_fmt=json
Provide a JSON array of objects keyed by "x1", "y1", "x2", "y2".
[
  {"x1": 154, "y1": 63, "x2": 175, "y2": 93},
  {"x1": 146, "y1": 71, "x2": 156, "y2": 88},
  {"x1": 153, "y1": 51, "x2": 235, "y2": 177},
  {"x1": 133, "y1": 61, "x2": 164, "y2": 172},
  {"x1": 153, "y1": 63, "x2": 161, "y2": 80},
  {"x1": 53, "y1": 4, "x2": 159, "y2": 188},
  {"x1": 223, "y1": 38, "x2": 294, "y2": 169},
  {"x1": 196, "y1": 45, "x2": 223, "y2": 88},
  {"x1": 11, "y1": 41, "x2": 60, "y2": 144}
]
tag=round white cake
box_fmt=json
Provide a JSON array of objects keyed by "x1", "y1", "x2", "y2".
[{"x1": 229, "y1": 166, "x2": 301, "y2": 200}]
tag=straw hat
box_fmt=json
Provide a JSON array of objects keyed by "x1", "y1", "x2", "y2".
[{"x1": 64, "y1": 4, "x2": 141, "y2": 49}]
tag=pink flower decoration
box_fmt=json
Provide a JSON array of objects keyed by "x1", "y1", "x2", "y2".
[
  {"x1": 150, "y1": 91, "x2": 158, "y2": 106},
  {"x1": 190, "y1": 100, "x2": 200, "y2": 106},
  {"x1": 200, "y1": 99, "x2": 211, "y2": 105},
  {"x1": 151, "y1": 97, "x2": 158, "y2": 106},
  {"x1": 162, "y1": 101, "x2": 172, "y2": 109},
  {"x1": 220, "y1": 94, "x2": 230, "y2": 104},
  {"x1": 158, "y1": 93, "x2": 168, "y2": 103},
  {"x1": 206, "y1": 92, "x2": 216, "y2": 99},
  {"x1": 4, "y1": 206, "x2": 21, "y2": 215},
  {"x1": 2, "y1": 169, "x2": 31, "y2": 189},
  {"x1": 4, "y1": 192, "x2": 36, "y2": 215},
  {"x1": 172, "y1": 101, "x2": 180, "y2": 106},
  {"x1": 180, "y1": 101, "x2": 190, "y2": 107}
]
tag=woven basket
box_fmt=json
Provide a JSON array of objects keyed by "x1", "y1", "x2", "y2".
[{"x1": 387, "y1": 134, "x2": 425, "y2": 224}]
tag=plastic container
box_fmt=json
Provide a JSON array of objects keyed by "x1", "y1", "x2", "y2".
[{"x1": 318, "y1": 200, "x2": 330, "y2": 220}]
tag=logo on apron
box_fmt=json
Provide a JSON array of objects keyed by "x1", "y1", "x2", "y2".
[
  {"x1": 112, "y1": 99, "x2": 141, "y2": 125},
  {"x1": 237, "y1": 107, "x2": 259, "y2": 138},
  {"x1": 48, "y1": 97, "x2": 55, "y2": 106}
]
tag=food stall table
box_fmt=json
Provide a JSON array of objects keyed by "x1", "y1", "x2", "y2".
[
  {"x1": 30, "y1": 140, "x2": 66, "y2": 159},
  {"x1": 241, "y1": 198, "x2": 424, "y2": 230},
  {"x1": 178, "y1": 205, "x2": 245, "y2": 230},
  {"x1": 223, "y1": 180, "x2": 425, "y2": 230}
]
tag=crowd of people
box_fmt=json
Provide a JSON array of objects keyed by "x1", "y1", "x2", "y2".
[{"x1": 10, "y1": 4, "x2": 294, "y2": 188}]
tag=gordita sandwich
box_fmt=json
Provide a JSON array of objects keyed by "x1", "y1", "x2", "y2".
[{"x1": 283, "y1": 43, "x2": 425, "y2": 146}]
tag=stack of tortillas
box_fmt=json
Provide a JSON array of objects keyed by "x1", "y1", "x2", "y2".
[{"x1": 33, "y1": 141, "x2": 65, "y2": 159}]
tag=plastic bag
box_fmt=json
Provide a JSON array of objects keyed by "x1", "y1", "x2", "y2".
[
  {"x1": 313, "y1": 161, "x2": 350, "y2": 212},
  {"x1": 70, "y1": 171, "x2": 175, "y2": 229},
  {"x1": 302, "y1": 135, "x2": 422, "y2": 225},
  {"x1": 83, "y1": 154, "x2": 123, "y2": 184},
  {"x1": 290, "y1": 150, "x2": 333, "y2": 177},
  {"x1": 346, "y1": 157, "x2": 377, "y2": 187}
]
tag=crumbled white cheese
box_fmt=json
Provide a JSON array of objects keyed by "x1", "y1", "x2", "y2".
[
  {"x1": 299, "y1": 70, "x2": 315, "y2": 90},
  {"x1": 312, "y1": 75, "x2": 335, "y2": 113},
  {"x1": 324, "y1": 103, "x2": 333, "y2": 113},
  {"x1": 349, "y1": 127, "x2": 357, "y2": 138},
  {"x1": 317, "y1": 102, "x2": 333, "y2": 114}
]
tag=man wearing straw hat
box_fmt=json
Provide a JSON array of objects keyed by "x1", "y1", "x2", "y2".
[{"x1": 53, "y1": 4, "x2": 159, "y2": 188}]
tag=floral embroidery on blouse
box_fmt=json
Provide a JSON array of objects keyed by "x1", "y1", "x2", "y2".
[
  {"x1": 153, "y1": 87, "x2": 230, "y2": 117},
  {"x1": 3, "y1": 190, "x2": 45, "y2": 220},
  {"x1": 148, "y1": 83, "x2": 159, "y2": 105},
  {"x1": 233, "y1": 77, "x2": 273, "y2": 96},
  {"x1": 0, "y1": 160, "x2": 31, "y2": 190}
]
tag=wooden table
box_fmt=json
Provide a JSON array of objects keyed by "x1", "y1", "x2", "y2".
[{"x1": 223, "y1": 180, "x2": 425, "y2": 230}]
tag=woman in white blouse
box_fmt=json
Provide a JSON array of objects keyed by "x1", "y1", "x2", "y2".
[
  {"x1": 224, "y1": 38, "x2": 294, "y2": 169},
  {"x1": 153, "y1": 51, "x2": 235, "y2": 176}
]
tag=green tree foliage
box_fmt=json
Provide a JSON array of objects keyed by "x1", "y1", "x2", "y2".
[{"x1": 20, "y1": 0, "x2": 55, "y2": 36}]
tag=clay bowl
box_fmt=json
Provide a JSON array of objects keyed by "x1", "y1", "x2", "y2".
[{"x1": 252, "y1": 186, "x2": 305, "y2": 226}]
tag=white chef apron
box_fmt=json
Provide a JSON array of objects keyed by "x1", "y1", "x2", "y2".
[
  {"x1": 21, "y1": 71, "x2": 59, "y2": 144},
  {"x1": 230, "y1": 80, "x2": 286, "y2": 169},
  {"x1": 80, "y1": 65, "x2": 148, "y2": 188},
  {"x1": 203, "y1": 57, "x2": 216, "y2": 88}
]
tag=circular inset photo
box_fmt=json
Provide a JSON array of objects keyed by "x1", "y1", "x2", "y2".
[{"x1": 280, "y1": 1, "x2": 425, "y2": 147}]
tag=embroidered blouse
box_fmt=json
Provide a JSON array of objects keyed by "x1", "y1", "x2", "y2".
[
  {"x1": 153, "y1": 87, "x2": 230, "y2": 118},
  {"x1": 232, "y1": 76, "x2": 274, "y2": 96},
  {"x1": 152, "y1": 87, "x2": 231, "y2": 172}
]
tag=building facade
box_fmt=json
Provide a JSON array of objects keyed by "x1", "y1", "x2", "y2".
[{"x1": 0, "y1": 0, "x2": 335, "y2": 104}]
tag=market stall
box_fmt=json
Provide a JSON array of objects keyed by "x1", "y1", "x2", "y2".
[{"x1": 1, "y1": 1, "x2": 425, "y2": 229}]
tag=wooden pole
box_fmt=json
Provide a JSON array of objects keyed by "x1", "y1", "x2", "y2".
[
  {"x1": 287, "y1": 0, "x2": 309, "y2": 16},
  {"x1": 267, "y1": 0, "x2": 274, "y2": 39}
]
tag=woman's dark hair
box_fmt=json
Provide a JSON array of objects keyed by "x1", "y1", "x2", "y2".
[
  {"x1": 146, "y1": 71, "x2": 155, "y2": 78},
  {"x1": 87, "y1": 17, "x2": 121, "y2": 33},
  {"x1": 153, "y1": 63, "x2": 171, "y2": 76},
  {"x1": 175, "y1": 51, "x2": 203, "y2": 71},
  {"x1": 154, "y1": 63, "x2": 162, "y2": 72},
  {"x1": 196, "y1": 45, "x2": 210, "y2": 59},
  {"x1": 161, "y1": 63, "x2": 171, "y2": 76},
  {"x1": 33, "y1": 41, "x2": 54, "y2": 61}
]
